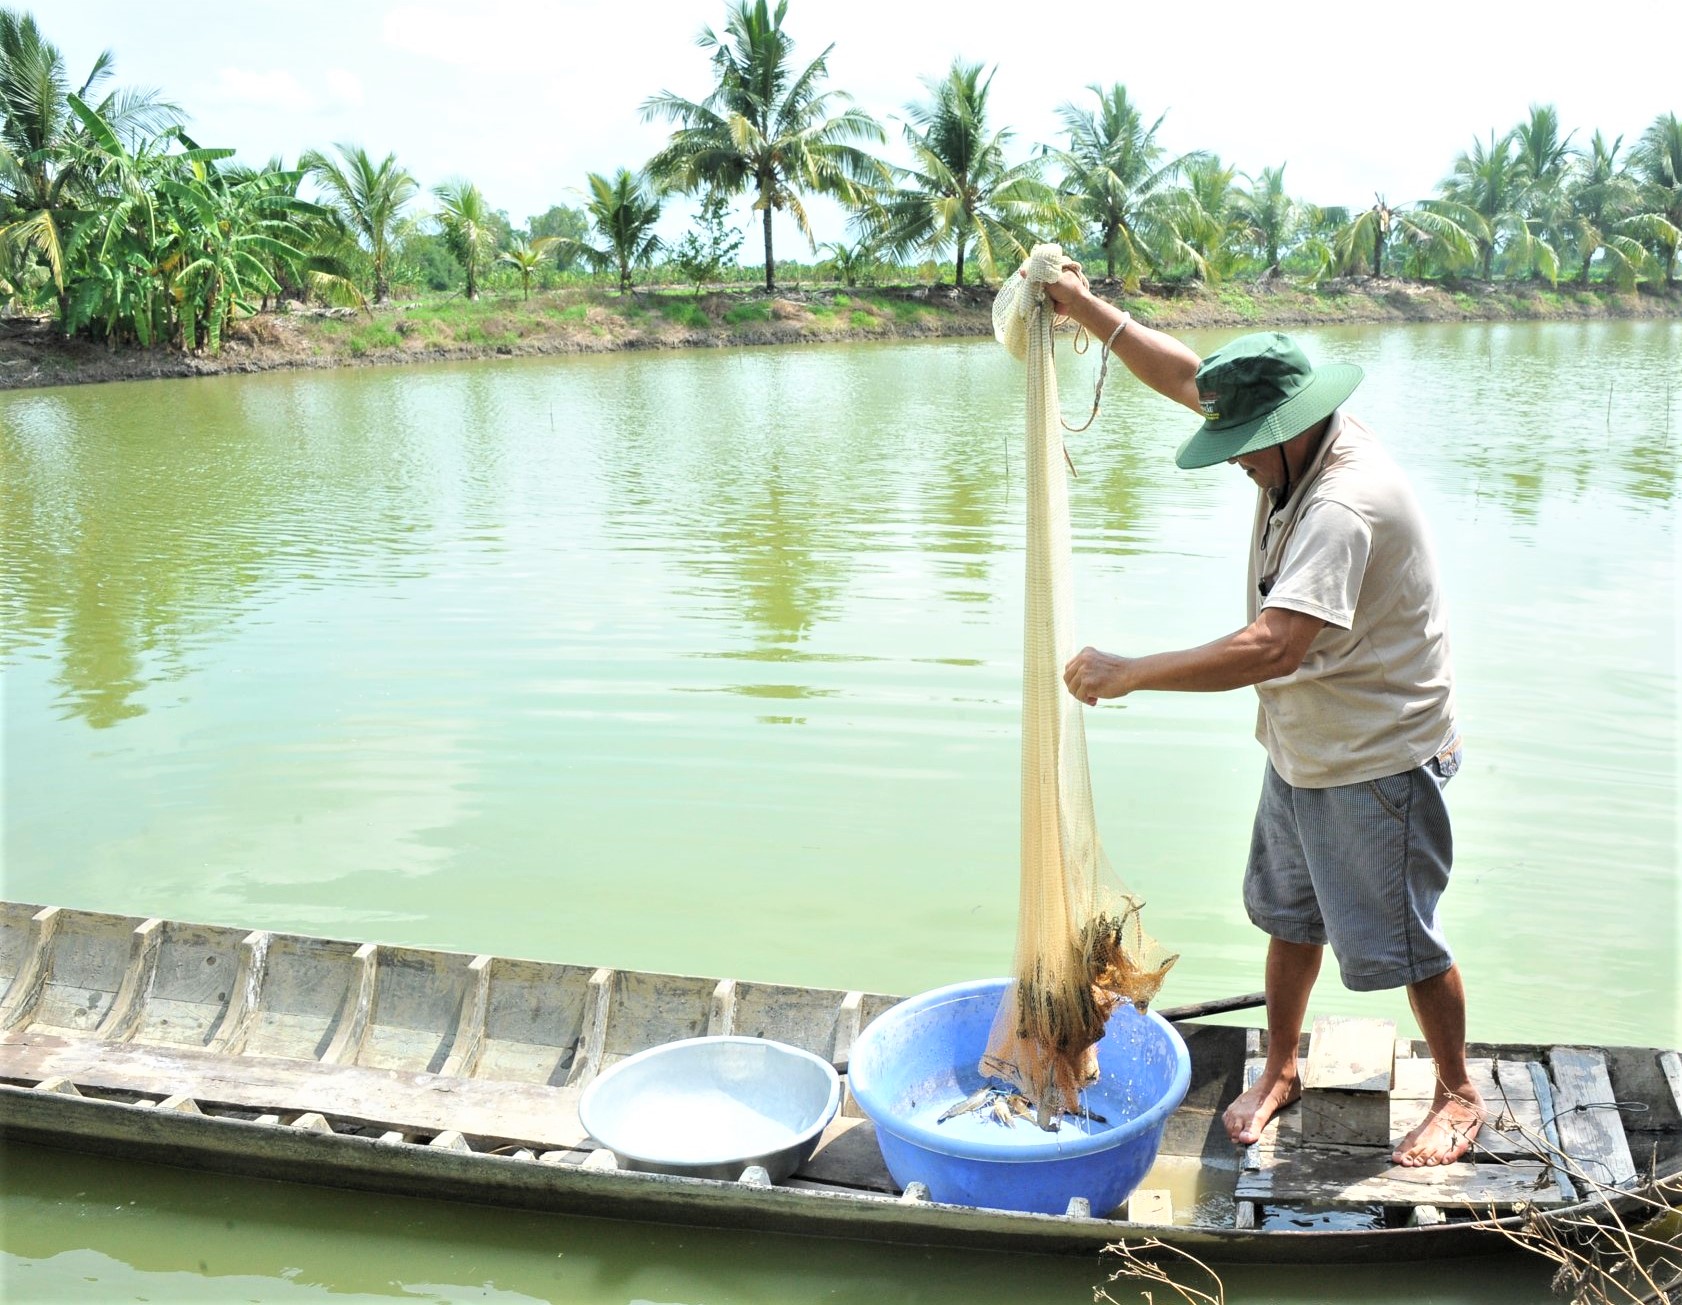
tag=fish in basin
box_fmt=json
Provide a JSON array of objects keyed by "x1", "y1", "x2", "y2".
[{"x1": 935, "y1": 1084, "x2": 1108, "y2": 1129}]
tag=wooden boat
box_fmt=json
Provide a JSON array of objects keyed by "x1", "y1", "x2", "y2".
[{"x1": 1, "y1": 901, "x2": 1678, "y2": 1264}]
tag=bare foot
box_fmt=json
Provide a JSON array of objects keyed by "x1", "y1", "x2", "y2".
[
  {"x1": 1392, "y1": 1086, "x2": 1484, "y2": 1166},
  {"x1": 1223, "y1": 1066, "x2": 1301, "y2": 1145}
]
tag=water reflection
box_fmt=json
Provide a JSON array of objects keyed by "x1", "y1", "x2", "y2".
[
  {"x1": 1329, "y1": 321, "x2": 1680, "y2": 514},
  {"x1": 0, "y1": 1140, "x2": 1560, "y2": 1305}
]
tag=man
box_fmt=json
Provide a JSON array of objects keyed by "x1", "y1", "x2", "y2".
[{"x1": 1042, "y1": 267, "x2": 1481, "y2": 1167}]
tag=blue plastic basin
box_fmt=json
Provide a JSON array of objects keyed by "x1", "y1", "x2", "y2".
[{"x1": 847, "y1": 977, "x2": 1190, "y2": 1216}]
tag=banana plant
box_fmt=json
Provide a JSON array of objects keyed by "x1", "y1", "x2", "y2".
[{"x1": 157, "y1": 144, "x2": 323, "y2": 352}]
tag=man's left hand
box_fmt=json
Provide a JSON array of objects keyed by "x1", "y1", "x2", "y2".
[{"x1": 1064, "y1": 646, "x2": 1131, "y2": 706}]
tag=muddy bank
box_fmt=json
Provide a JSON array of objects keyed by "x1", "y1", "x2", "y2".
[{"x1": 2, "y1": 279, "x2": 1676, "y2": 391}]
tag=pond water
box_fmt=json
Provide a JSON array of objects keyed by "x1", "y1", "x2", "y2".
[{"x1": 1, "y1": 318, "x2": 1677, "y2": 1302}]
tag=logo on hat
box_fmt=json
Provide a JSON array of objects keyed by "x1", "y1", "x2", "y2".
[{"x1": 1197, "y1": 390, "x2": 1221, "y2": 419}]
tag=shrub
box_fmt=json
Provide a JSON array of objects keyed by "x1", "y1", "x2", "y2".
[
  {"x1": 723, "y1": 301, "x2": 772, "y2": 325},
  {"x1": 660, "y1": 299, "x2": 710, "y2": 329}
]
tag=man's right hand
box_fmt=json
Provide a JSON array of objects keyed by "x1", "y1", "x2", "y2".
[{"x1": 1042, "y1": 265, "x2": 1090, "y2": 317}]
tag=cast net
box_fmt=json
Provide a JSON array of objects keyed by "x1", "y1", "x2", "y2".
[{"x1": 983, "y1": 245, "x2": 1178, "y2": 1128}]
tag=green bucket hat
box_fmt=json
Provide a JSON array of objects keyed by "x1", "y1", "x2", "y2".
[{"x1": 1175, "y1": 332, "x2": 1363, "y2": 470}]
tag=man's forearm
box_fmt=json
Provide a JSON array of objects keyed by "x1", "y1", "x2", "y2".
[
  {"x1": 1125, "y1": 627, "x2": 1302, "y2": 693},
  {"x1": 1063, "y1": 608, "x2": 1327, "y2": 704},
  {"x1": 1058, "y1": 290, "x2": 1202, "y2": 413}
]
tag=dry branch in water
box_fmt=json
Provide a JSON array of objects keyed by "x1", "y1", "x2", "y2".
[
  {"x1": 1480, "y1": 1081, "x2": 1682, "y2": 1305},
  {"x1": 1096, "y1": 1239, "x2": 1225, "y2": 1305}
]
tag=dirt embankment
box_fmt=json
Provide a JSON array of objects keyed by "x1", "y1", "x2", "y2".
[{"x1": 2, "y1": 278, "x2": 1676, "y2": 391}]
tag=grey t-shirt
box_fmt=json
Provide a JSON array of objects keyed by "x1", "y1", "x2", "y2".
[{"x1": 1246, "y1": 411, "x2": 1458, "y2": 787}]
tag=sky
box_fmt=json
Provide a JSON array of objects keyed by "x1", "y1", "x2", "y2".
[{"x1": 54, "y1": 0, "x2": 1680, "y2": 259}]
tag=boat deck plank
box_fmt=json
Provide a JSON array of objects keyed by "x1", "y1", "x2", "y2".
[
  {"x1": 1548, "y1": 1047, "x2": 1638, "y2": 1191},
  {"x1": 797, "y1": 1114, "x2": 895, "y2": 1193},
  {"x1": 1238, "y1": 1055, "x2": 1572, "y2": 1207},
  {"x1": 0, "y1": 1029, "x2": 591, "y2": 1149}
]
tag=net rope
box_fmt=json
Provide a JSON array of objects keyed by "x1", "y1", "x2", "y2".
[{"x1": 984, "y1": 245, "x2": 1178, "y2": 1128}]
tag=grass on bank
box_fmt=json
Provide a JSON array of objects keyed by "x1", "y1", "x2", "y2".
[{"x1": 229, "y1": 276, "x2": 1678, "y2": 366}]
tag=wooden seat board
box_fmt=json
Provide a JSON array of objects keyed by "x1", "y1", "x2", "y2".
[
  {"x1": 1548, "y1": 1047, "x2": 1639, "y2": 1191},
  {"x1": 0, "y1": 1029, "x2": 590, "y2": 1150},
  {"x1": 1235, "y1": 1150, "x2": 1562, "y2": 1208}
]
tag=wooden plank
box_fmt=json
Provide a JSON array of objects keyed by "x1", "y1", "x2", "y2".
[
  {"x1": 1299, "y1": 1090, "x2": 1390, "y2": 1149},
  {"x1": 0, "y1": 907, "x2": 61, "y2": 1031},
  {"x1": 321, "y1": 943, "x2": 377, "y2": 1065},
  {"x1": 1659, "y1": 1051, "x2": 1682, "y2": 1125},
  {"x1": 207, "y1": 931, "x2": 269, "y2": 1055},
  {"x1": 1548, "y1": 1048, "x2": 1637, "y2": 1192},
  {"x1": 707, "y1": 978, "x2": 736, "y2": 1037},
  {"x1": 1303, "y1": 1017, "x2": 1396, "y2": 1093},
  {"x1": 1385, "y1": 1059, "x2": 1543, "y2": 1161},
  {"x1": 567, "y1": 968, "x2": 614, "y2": 1089},
  {"x1": 1250, "y1": 1058, "x2": 1539, "y2": 1162},
  {"x1": 1301, "y1": 1017, "x2": 1394, "y2": 1148},
  {"x1": 0, "y1": 902, "x2": 43, "y2": 1005},
  {"x1": 1235, "y1": 1151, "x2": 1560, "y2": 1208},
  {"x1": 438, "y1": 956, "x2": 492, "y2": 1079},
  {"x1": 835, "y1": 991, "x2": 864, "y2": 1117},
  {"x1": 795, "y1": 1113, "x2": 895, "y2": 1193},
  {"x1": 98, "y1": 919, "x2": 165, "y2": 1042},
  {"x1": 1125, "y1": 1189, "x2": 1172, "y2": 1224},
  {"x1": 0, "y1": 1029, "x2": 592, "y2": 1149},
  {"x1": 1528, "y1": 1060, "x2": 1578, "y2": 1205}
]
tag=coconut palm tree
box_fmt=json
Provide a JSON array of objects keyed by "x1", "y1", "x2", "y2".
[
  {"x1": 300, "y1": 143, "x2": 417, "y2": 303},
  {"x1": 1509, "y1": 105, "x2": 1577, "y2": 280},
  {"x1": 1630, "y1": 112, "x2": 1682, "y2": 284},
  {"x1": 1048, "y1": 83, "x2": 1190, "y2": 287},
  {"x1": 819, "y1": 237, "x2": 875, "y2": 286},
  {"x1": 432, "y1": 180, "x2": 496, "y2": 300},
  {"x1": 0, "y1": 8, "x2": 179, "y2": 327},
  {"x1": 1234, "y1": 165, "x2": 1296, "y2": 275},
  {"x1": 641, "y1": 0, "x2": 884, "y2": 292},
  {"x1": 567, "y1": 169, "x2": 663, "y2": 292},
  {"x1": 1172, "y1": 154, "x2": 1245, "y2": 282},
  {"x1": 866, "y1": 61, "x2": 1071, "y2": 288},
  {"x1": 1561, "y1": 132, "x2": 1652, "y2": 288},
  {"x1": 497, "y1": 235, "x2": 559, "y2": 300},
  {"x1": 1335, "y1": 195, "x2": 1483, "y2": 280},
  {"x1": 1441, "y1": 130, "x2": 1523, "y2": 281}
]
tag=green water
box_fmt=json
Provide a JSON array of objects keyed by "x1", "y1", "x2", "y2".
[{"x1": 1, "y1": 320, "x2": 1677, "y2": 1302}]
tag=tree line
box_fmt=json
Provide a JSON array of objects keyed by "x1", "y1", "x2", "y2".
[{"x1": 2, "y1": 2, "x2": 1678, "y2": 354}]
